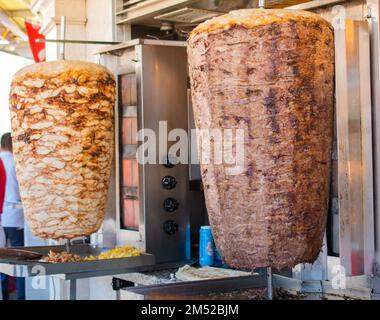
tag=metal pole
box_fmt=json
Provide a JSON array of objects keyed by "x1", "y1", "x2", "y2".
[
  {"x1": 69, "y1": 279, "x2": 77, "y2": 300},
  {"x1": 36, "y1": 39, "x2": 119, "y2": 45},
  {"x1": 59, "y1": 16, "x2": 66, "y2": 60},
  {"x1": 65, "y1": 239, "x2": 71, "y2": 253},
  {"x1": 368, "y1": 0, "x2": 380, "y2": 294},
  {"x1": 259, "y1": 0, "x2": 265, "y2": 8},
  {"x1": 267, "y1": 267, "x2": 273, "y2": 300}
]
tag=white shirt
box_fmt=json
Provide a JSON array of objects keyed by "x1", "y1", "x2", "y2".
[
  {"x1": 0, "y1": 226, "x2": 5, "y2": 247},
  {"x1": 0, "y1": 150, "x2": 24, "y2": 228}
]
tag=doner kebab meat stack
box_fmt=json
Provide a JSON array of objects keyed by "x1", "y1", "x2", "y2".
[
  {"x1": 188, "y1": 9, "x2": 334, "y2": 270},
  {"x1": 9, "y1": 60, "x2": 115, "y2": 240}
]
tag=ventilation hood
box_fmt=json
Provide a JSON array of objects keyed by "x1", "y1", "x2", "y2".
[
  {"x1": 154, "y1": 7, "x2": 222, "y2": 24},
  {"x1": 116, "y1": 0, "x2": 313, "y2": 27}
]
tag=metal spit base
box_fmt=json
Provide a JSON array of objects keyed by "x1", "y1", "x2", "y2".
[{"x1": 0, "y1": 244, "x2": 156, "y2": 300}]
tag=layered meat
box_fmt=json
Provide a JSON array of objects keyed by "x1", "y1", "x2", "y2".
[
  {"x1": 9, "y1": 60, "x2": 115, "y2": 240},
  {"x1": 188, "y1": 9, "x2": 334, "y2": 270}
]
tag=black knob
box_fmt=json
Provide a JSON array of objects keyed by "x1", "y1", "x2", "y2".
[
  {"x1": 162, "y1": 176, "x2": 177, "y2": 190},
  {"x1": 163, "y1": 154, "x2": 175, "y2": 168},
  {"x1": 163, "y1": 198, "x2": 179, "y2": 212},
  {"x1": 163, "y1": 220, "x2": 178, "y2": 235}
]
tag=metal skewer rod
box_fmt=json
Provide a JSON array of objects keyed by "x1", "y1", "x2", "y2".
[
  {"x1": 36, "y1": 39, "x2": 119, "y2": 45},
  {"x1": 59, "y1": 16, "x2": 66, "y2": 60},
  {"x1": 267, "y1": 267, "x2": 273, "y2": 300},
  {"x1": 65, "y1": 239, "x2": 71, "y2": 253}
]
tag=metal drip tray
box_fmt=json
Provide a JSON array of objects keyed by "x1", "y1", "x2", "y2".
[{"x1": 0, "y1": 244, "x2": 155, "y2": 280}]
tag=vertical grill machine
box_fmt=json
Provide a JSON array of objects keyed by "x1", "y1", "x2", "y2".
[
  {"x1": 97, "y1": 39, "x2": 204, "y2": 264},
  {"x1": 107, "y1": 0, "x2": 380, "y2": 299}
]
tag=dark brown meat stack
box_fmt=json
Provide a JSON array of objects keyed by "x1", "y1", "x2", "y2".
[{"x1": 188, "y1": 9, "x2": 334, "y2": 270}]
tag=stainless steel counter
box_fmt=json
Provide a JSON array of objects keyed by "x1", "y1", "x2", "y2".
[{"x1": 0, "y1": 244, "x2": 155, "y2": 299}]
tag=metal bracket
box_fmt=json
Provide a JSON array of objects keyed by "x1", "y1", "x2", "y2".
[
  {"x1": 111, "y1": 277, "x2": 135, "y2": 291},
  {"x1": 111, "y1": 277, "x2": 135, "y2": 301}
]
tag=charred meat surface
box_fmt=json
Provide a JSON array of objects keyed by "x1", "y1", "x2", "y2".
[
  {"x1": 188, "y1": 9, "x2": 334, "y2": 270},
  {"x1": 9, "y1": 60, "x2": 115, "y2": 240}
]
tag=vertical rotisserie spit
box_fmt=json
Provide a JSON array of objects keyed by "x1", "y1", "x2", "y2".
[
  {"x1": 188, "y1": 9, "x2": 334, "y2": 270},
  {"x1": 9, "y1": 61, "x2": 115, "y2": 240}
]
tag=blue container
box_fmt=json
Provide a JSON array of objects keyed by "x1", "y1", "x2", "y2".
[{"x1": 199, "y1": 226, "x2": 214, "y2": 267}]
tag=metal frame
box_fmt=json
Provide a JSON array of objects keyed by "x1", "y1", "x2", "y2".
[
  {"x1": 368, "y1": 0, "x2": 380, "y2": 294},
  {"x1": 335, "y1": 19, "x2": 375, "y2": 277},
  {"x1": 0, "y1": 244, "x2": 155, "y2": 300},
  {"x1": 0, "y1": 244, "x2": 155, "y2": 278},
  {"x1": 286, "y1": 0, "x2": 380, "y2": 295}
]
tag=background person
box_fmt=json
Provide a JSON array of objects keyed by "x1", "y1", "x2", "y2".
[
  {"x1": 0, "y1": 152, "x2": 6, "y2": 300},
  {"x1": 0, "y1": 132, "x2": 25, "y2": 300}
]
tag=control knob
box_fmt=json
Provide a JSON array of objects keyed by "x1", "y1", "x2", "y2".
[
  {"x1": 163, "y1": 198, "x2": 179, "y2": 212},
  {"x1": 163, "y1": 220, "x2": 178, "y2": 235},
  {"x1": 161, "y1": 176, "x2": 177, "y2": 190}
]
